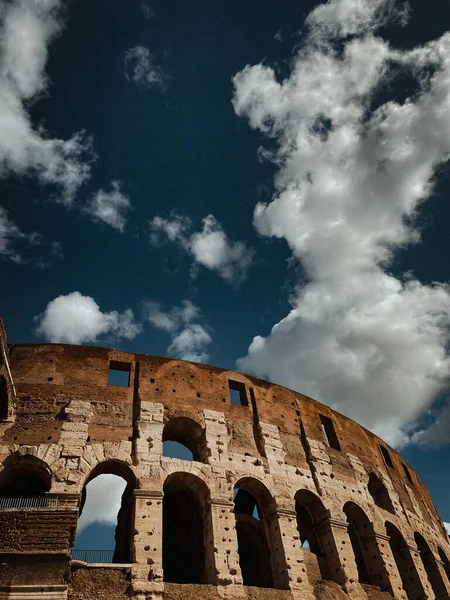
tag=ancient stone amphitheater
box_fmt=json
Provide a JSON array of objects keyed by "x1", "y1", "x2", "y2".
[{"x1": 1, "y1": 318, "x2": 450, "y2": 600}]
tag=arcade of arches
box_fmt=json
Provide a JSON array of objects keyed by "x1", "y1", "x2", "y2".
[{"x1": 1, "y1": 457, "x2": 450, "y2": 598}]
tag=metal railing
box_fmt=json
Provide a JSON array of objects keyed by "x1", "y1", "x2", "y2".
[
  {"x1": 0, "y1": 495, "x2": 59, "y2": 509},
  {"x1": 71, "y1": 549, "x2": 115, "y2": 563}
]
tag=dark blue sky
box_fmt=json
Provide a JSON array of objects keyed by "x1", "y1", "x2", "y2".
[{"x1": 2, "y1": 0, "x2": 450, "y2": 546}]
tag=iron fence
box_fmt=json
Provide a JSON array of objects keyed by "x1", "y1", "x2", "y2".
[
  {"x1": 0, "y1": 495, "x2": 59, "y2": 509},
  {"x1": 71, "y1": 549, "x2": 115, "y2": 563}
]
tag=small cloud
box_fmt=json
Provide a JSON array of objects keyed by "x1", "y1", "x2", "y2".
[
  {"x1": 274, "y1": 30, "x2": 283, "y2": 42},
  {"x1": 85, "y1": 181, "x2": 132, "y2": 232},
  {"x1": 0, "y1": 206, "x2": 61, "y2": 266},
  {"x1": 144, "y1": 300, "x2": 211, "y2": 362},
  {"x1": 149, "y1": 212, "x2": 254, "y2": 283},
  {"x1": 124, "y1": 46, "x2": 165, "y2": 89},
  {"x1": 445, "y1": 523, "x2": 450, "y2": 536},
  {"x1": 35, "y1": 291, "x2": 142, "y2": 344},
  {"x1": 140, "y1": 0, "x2": 155, "y2": 18}
]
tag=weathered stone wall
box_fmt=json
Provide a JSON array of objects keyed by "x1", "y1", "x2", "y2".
[{"x1": 0, "y1": 336, "x2": 449, "y2": 600}]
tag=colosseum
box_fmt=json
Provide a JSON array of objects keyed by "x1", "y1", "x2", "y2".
[{"x1": 0, "y1": 318, "x2": 450, "y2": 600}]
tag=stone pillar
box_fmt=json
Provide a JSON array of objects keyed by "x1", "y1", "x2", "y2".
[
  {"x1": 134, "y1": 402, "x2": 164, "y2": 467},
  {"x1": 409, "y1": 546, "x2": 435, "y2": 600},
  {"x1": 204, "y1": 410, "x2": 229, "y2": 464},
  {"x1": 131, "y1": 489, "x2": 164, "y2": 600},
  {"x1": 369, "y1": 532, "x2": 408, "y2": 600},
  {"x1": 436, "y1": 558, "x2": 450, "y2": 597},
  {"x1": 210, "y1": 498, "x2": 242, "y2": 588},
  {"x1": 258, "y1": 422, "x2": 286, "y2": 474},
  {"x1": 315, "y1": 518, "x2": 368, "y2": 600},
  {"x1": 274, "y1": 508, "x2": 315, "y2": 600}
]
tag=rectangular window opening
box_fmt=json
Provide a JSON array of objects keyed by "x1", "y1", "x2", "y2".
[
  {"x1": 108, "y1": 361, "x2": 131, "y2": 387},
  {"x1": 320, "y1": 414, "x2": 340, "y2": 451},
  {"x1": 229, "y1": 380, "x2": 248, "y2": 406},
  {"x1": 402, "y1": 462, "x2": 413, "y2": 484},
  {"x1": 379, "y1": 445, "x2": 394, "y2": 468}
]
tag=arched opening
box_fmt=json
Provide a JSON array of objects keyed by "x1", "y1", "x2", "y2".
[
  {"x1": 415, "y1": 532, "x2": 448, "y2": 599},
  {"x1": 368, "y1": 473, "x2": 394, "y2": 513},
  {"x1": 163, "y1": 472, "x2": 215, "y2": 584},
  {"x1": 295, "y1": 490, "x2": 331, "y2": 581},
  {"x1": 73, "y1": 461, "x2": 136, "y2": 564},
  {"x1": 386, "y1": 522, "x2": 425, "y2": 600},
  {"x1": 0, "y1": 375, "x2": 8, "y2": 420},
  {"x1": 162, "y1": 416, "x2": 207, "y2": 462},
  {"x1": 438, "y1": 547, "x2": 450, "y2": 585},
  {"x1": 343, "y1": 502, "x2": 385, "y2": 586},
  {"x1": 0, "y1": 456, "x2": 51, "y2": 501},
  {"x1": 233, "y1": 478, "x2": 287, "y2": 590}
]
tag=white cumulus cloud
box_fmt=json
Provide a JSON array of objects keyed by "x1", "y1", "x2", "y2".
[
  {"x1": 149, "y1": 213, "x2": 253, "y2": 283},
  {"x1": 76, "y1": 474, "x2": 127, "y2": 534},
  {"x1": 85, "y1": 181, "x2": 132, "y2": 232},
  {"x1": 144, "y1": 300, "x2": 212, "y2": 362},
  {"x1": 232, "y1": 0, "x2": 450, "y2": 447},
  {"x1": 124, "y1": 46, "x2": 165, "y2": 89},
  {"x1": 0, "y1": 0, "x2": 94, "y2": 205},
  {"x1": 35, "y1": 291, "x2": 142, "y2": 344}
]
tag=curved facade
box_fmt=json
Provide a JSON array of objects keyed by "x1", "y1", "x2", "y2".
[{"x1": 0, "y1": 320, "x2": 449, "y2": 600}]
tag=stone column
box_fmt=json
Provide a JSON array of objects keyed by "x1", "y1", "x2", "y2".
[
  {"x1": 436, "y1": 558, "x2": 450, "y2": 597},
  {"x1": 131, "y1": 489, "x2": 164, "y2": 600},
  {"x1": 315, "y1": 518, "x2": 368, "y2": 600},
  {"x1": 409, "y1": 546, "x2": 435, "y2": 600},
  {"x1": 273, "y1": 507, "x2": 315, "y2": 600},
  {"x1": 210, "y1": 497, "x2": 242, "y2": 589},
  {"x1": 368, "y1": 532, "x2": 408, "y2": 600},
  {"x1": 204, "y1": 410, "x2": 230, "y2": 464}
]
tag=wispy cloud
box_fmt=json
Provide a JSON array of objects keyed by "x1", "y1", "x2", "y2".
[
  {"x1": 35, "y1": 291, "x2": 142, "y2": 344},
  {"x1": 0, "y1": 0, "x2": 94, "y2": 206},
  {"x1": 124, "y1": 46, "x2": 165, "y2": 90},
  {"x1": 150, "y1": 213, "x2": 254, "y2": 283},
  {"x1": 144, "y1": 300, "x2": 212, "y2": 362},
  {"x1": 85, "y1": 181, "x2": 132, "y2": 232},
  {"x1": 233, "y1": 0, "x2": 450, "y2": 447}
]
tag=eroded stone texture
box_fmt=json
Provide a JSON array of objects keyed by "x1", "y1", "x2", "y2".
[{"x1": 0, "y1": 320, "x2": 449, "y2": 600}]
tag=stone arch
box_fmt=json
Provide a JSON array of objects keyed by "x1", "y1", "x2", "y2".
[
  {"x1": 386, "y1": 522, "x2": 425, "y2": 600},
  {"x1": 368, "y1": 472, "x2": 394, "y2": 513},
  {"x1": 438, "y1": 546, "x2": 450, "y2": 585},
  {"x1": 343, "y1": 501, "x2": 389, "y2": 589},
  {"x1": 0, "y1": 453, "x2": 52, "y2": 497},
  {"x1": 162, "y1": 416, "x2": 208, "y2": 462},
  {"x1": 414, "y1": 532, "x2": 448, "y2": 599},
  {"x1": 233, "y1": 477, "x2": 288, "y2": 590},
  {"x1": 295, "y1": 489, "x2": 331, "y2": 581},
  {"x1": 163, "y1": 471, "x2": 215, "y2": 584},
  {"x1": 78, "y1": 460, "x2": 137, "y2": 563}
]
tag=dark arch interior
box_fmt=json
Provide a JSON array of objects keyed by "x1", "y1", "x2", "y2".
[
  {"x1": 295, "y1": 491, "x2": 330, "y2": 581},
  {"x1": 0, "y1": 465, "x2": 50, "y2": 497},
  {"x1": 386, "y1": 523, "x2": 424, "y2": 600},
  {"x1": 0, "y1": 375, "x2": 8, "y2": 420},
  {"x1": 163, "y1": 477, "x2": 208, "y2": 583},
  {"x1": 78, "y1": 462, "x2": 136, "y2": 563},
  {"x1": 233, "y1": 487, "x2": 274, "y2": 588},
  {"x1": 415, "y1": 532, "x2": 448, "y2": 599},
  {"x1": 162, "y1": 417, "x2": 206, "y2": 462},
  {"x1": 368, "y1": 473, "x2": 394, "y2": 513},
  {"x1": 343, "y1": 504, "x2": 371, "y2": 585}
]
